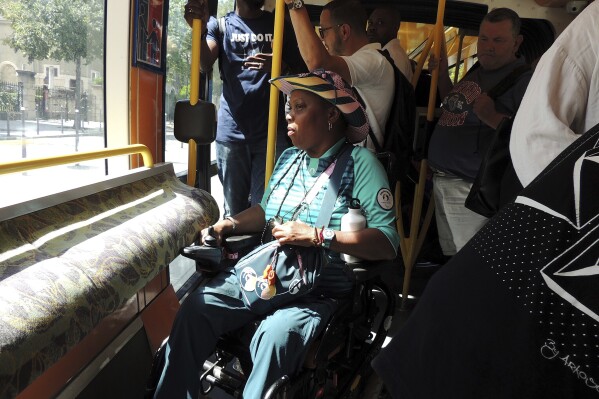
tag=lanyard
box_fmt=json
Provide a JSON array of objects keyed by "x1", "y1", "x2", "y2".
[{"x1": 290, "y1": 158, "x2": 337, "y2": 221}]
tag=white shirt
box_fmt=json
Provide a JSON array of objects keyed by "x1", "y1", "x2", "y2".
[
  {"x1": 343, "y1": 43, "x2": 395, "y2": 150},
  {"x1": 510, "y1": 1, "x2": 599, "y2": 187},
  {"x1": 383, "y1": 38, "x2": 413, "y2": 84}
]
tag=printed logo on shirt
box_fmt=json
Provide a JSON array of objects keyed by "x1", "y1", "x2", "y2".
[
  {"x1": 472, "y1": 132, "x2": 599, "y2": 395},
  {"x1": 377, "y1": 188, "x2": 394, "y2": 210},
  {"x1": 533, "y1": 147, "x2": 599, "y2": 323},
  {"x1": 230, "y1": 33, "x2": 274, "y2": 43},
  {"x1": 438, "y1": 80, "x2": 481, "y2": 127},
  {"x1": 240, "y1": 267, "x2": 258, "y2": 291}
]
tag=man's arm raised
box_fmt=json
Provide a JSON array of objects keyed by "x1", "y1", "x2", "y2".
[
  {"x1": 184, "y1": 0, "x2": 219, "y2": 72},
  {"x1": 285, "y1": 2, "x2": 351, "y2": 83}
]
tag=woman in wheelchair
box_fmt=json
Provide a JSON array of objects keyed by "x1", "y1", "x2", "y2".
[{"x1": 153, "y1": 70, "x2": 400, "y2": 398}]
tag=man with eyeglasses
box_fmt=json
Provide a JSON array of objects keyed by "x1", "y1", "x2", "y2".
[
  {"x1": 285, "y1": 0, "x2": 394, "y2": 150},
  {"x1": 367, "y1": 5, "x2": 413, "y2": 83}
]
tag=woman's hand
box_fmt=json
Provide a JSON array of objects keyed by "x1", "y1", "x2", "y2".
[
  {"x1": 197, "y1": 205, "x2": 266, "y2": 247},
  {"x1": 271, "y1": 220, "x2": 317, "y2": 247},
  {"x1": 199, "y1": 223, "x2": 225, "y2": 247}
]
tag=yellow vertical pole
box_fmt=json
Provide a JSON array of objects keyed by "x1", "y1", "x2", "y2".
[
  {"x1": 397, "y1": 30, "x2": 433, "y2": 262},
  {"x1": 264, "y1": 0, "x2": 285, "y2": 188},
  {"x1": 410, "y1": 30, "x2": 434, "y2": 88},
  {"x1": 187, "y1": 19, "x2": 202, "y2": 187},
  {"x1": 400, "y1": 0, "x2": 446, "y2": 308},
  {"x1": 454, "y1": 30, "x2": 465, "y2": 84},
  {"x1": 427, "y1": 4, "x2": 445, "y2": 124}
]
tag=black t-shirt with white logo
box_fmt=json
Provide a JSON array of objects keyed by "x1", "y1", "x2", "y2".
[{"x1": 374, "y1": 123, "x2": 599, "y2": 398}]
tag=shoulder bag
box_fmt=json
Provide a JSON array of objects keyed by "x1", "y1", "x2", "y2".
[
  {"x1": 234, "y1": 145, "x2": 352, "y2": 315},
  {"x1": 464, "y1": 64, "x2": 530, "y2": 217}
]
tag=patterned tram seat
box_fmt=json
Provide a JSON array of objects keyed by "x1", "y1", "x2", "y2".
[{"x1": 0, "y1": 163, "x2": 219, "y2": 398}]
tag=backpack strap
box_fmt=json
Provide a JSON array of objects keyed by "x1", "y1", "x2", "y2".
[
  {"x1": 364, "y1": 49, "x2": 397, "y2": 153},
  {"x1": 217, "y1": 16, "x2": 226, "y2": 40},
  {"x1": 368, "y1": 129, "x2": 384, "y2": 153},
  {"x1": 352, "y1": 85, "x2": 383, "y2": 152},
  {"x1": 486, "y1": 64, "x2": 531, "y2": 100},
  {"x1": 376, "y1": 49, "x2": 417, "y2": 162},
  {"x1": 461, "y1": 60, "x2": 481, "y2": 80},
  {"x1": 214, "y1": 16, "x2": 226, "y2": 79},
  {"x1": 377, "y1": 49, "x2": 398, "y2": 147},
  {"x1": 208, "y1": 15, "x2": 226, "y2": 43}
]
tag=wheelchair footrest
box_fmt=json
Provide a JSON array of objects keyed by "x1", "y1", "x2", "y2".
[{"x1": 201, "y1": 358, "x2": 245, "y2": 397}]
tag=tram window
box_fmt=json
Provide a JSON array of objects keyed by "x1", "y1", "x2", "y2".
[
  {"x1": 165, "y1": 0, "x2": 233, "y2": 293},
  {"x1": 164, "y1": 0, "x2": 232, "y2": 176},
  {"x1": 402, "y1": 22, "x2": 478, "y2": 81},
  {"x1": 164, "y1": 0, "x2": 191, "y2": 175},
  {"x1": 0, "y1": 0, "x2": 106, "y2": 205}
]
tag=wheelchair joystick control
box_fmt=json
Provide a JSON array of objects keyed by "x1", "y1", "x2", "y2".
[
  {"x1": 204, "y1": 226, "x2": 218, "y2": 247},
  {"x1": 181, "y1": 225, "x2": 223, "y2": 272}
]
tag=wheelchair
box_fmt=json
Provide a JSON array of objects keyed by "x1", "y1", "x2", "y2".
[{"x1": 146, "y1": 228, "x2": 397, "y2": 399}]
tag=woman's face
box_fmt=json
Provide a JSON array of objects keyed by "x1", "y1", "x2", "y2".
[{"x1": 286, "y1": 90, "x2": 335, "y2": 157}]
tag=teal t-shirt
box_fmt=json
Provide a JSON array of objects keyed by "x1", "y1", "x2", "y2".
[{"x1": 260, "y1": 140, "x2": 400, "y2": 294}]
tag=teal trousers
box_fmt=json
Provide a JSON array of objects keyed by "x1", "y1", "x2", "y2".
[{"x1": 154, "y1": 270, "x2": 337, "y2": 399}]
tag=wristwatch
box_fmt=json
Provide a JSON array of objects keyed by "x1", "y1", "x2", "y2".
[
  {"x1": 321, "y1": 228, "x2": 335, "y2": 249},
  {"x1": 287, "y1": 0, "x2": 304, "y2": 11}
]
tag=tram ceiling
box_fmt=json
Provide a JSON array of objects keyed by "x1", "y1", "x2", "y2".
[
  {"x1": 304, "y1": 0, "x2": 489, "y2": 31},
  {"x1": 303, "y1": 0, "x2": 554, "y2": 66}
]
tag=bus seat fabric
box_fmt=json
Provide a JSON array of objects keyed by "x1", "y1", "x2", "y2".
[{"x1": 0, "y1": 167, "x2": 219, "y2": 398}]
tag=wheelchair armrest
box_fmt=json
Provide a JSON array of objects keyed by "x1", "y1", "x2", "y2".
[
  {"x1": 224, "y1": 232, "x2": 262, "y2": 253},
  {"x1": 180, "y1": 232, "x2": 263, "y2": 273},
  {"x1": 348, "y1": 260, "x2": 395, "y2": 283}
]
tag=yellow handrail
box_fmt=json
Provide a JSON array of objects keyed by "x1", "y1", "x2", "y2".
[
  {"x1": 186, "y1": 18, "x2": 203, "y2": 187},
  {"x1": 264, "y1": 0, "x2": 286, "y2": 188},
  {"x1": 0, "y1": 144, "x2": 154, "y2": 176},
  {"x1": 399, "y1": 0, "x2": 446, "y2": 309}
]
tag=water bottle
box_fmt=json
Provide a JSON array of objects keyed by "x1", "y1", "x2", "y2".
[{"x1": 340, "y1": 198, "x2": 366, "y2": 263}]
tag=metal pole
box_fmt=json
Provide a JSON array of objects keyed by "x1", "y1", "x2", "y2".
[
  {"x1": 75, "y1": 109, "x2": 80, "y2": 151},
  {"x1": 21, "y1": 108, "x2": 27, "y2": 159}
]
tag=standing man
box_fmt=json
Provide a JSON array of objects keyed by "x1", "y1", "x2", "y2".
[
  {"x1": 184, "y1": 0, "x2": 305, "y2": 217},
  {"x1": 367, "y1": 5, "x2": 413, "y2": 83},
  {"x1": 427, "y1": 8, "x2": 532, "y2": 256},
  {"x1": 283, "y1": 0, "x2": 394, "y2": 150}
]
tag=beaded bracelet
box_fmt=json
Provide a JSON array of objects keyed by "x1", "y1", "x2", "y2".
[
  {"x1": 312, "y1": 226, "x2": 321, "y2": 247},
  {"x1": 319, "y1": 226, "x2": 325, "y2": 245}
]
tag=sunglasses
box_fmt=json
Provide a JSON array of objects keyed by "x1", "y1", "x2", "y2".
[{"x1": 318, "y1": 24, "x2": 343, "y2": 39}]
